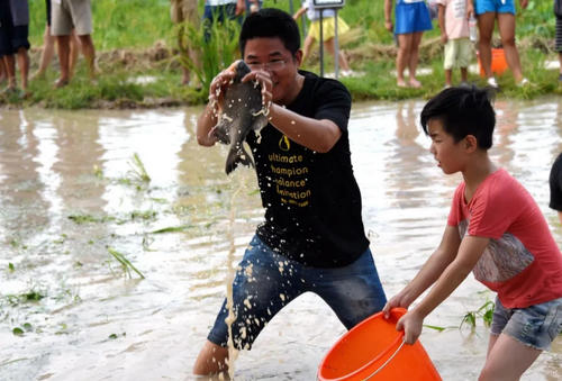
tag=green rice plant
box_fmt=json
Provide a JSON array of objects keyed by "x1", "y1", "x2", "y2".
[
  {"x1": 68, "y1": 214, "x2": 115, "y2": 224},
  {"x1": 461, "y1": 299, "x2": 496, "y2": 329},
  {"x1": 150, "y1": 224, "x2": 194, "y2": 234},
  {"x1": 128, "y1": 153, "x2": 151, "y2": 184},
  {"x1": 107, "y1": 247, "x2": 145, "y2": 279},
  {"x1": 176, "y1": 16, "x2": 241, "y2": 94}
]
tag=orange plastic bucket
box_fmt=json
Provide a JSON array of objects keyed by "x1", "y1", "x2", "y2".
[
  {"x1": 317, "y1": 308, "x2": 441, "y2": 381},
  {"x1": 477, "y1": 48, "x2": 508, "y2": 77}
]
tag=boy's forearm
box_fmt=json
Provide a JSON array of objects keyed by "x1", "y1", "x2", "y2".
[
  {"x1": 401, "y1": 248, "x2": 454, "y2": 305},
  {"x1": 413, "y1": 259, "x2": 473, "y2": 318}
]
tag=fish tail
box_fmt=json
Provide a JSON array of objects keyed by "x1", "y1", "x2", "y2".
[{"x1": 225, "y1": 145, "x2": 255, "y2": 174}]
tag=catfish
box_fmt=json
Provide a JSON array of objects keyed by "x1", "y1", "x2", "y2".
[{"x1": 211, "y1": 60, "x2": 269, "y2": 174}]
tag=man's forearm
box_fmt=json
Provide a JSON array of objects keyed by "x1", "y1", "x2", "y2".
[
  {"x1": 268, "y1": 103, "x2": 342, "y2": 153},
  {"x1": 197, "y1": 103, "x2": 219, "y2": 146}
]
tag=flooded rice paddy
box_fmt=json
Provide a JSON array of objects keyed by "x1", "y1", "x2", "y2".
[{"x1": 0, "y1": 98, "x2": 561, "y2": 380}]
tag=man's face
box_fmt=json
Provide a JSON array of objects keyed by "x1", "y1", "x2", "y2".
[{"x1": 243, "y1": 37, "x2": 302, "y2": 104}]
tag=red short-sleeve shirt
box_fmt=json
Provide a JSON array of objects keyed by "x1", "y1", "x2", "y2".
[{"x1": 447, "y1": 168, "x2": 562, "y2": 308}]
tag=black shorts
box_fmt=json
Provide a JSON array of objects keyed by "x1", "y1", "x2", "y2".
[
  {"x1": 46, "y1": 0, "x2": 52, "y2": 26},
  {"x1": 0, "y1": 1, "x2": 30, "y2": 57}
]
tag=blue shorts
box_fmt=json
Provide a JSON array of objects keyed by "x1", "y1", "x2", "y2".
[
  {"x1": 491, "y1": 296, "x2": 562, "y2": 351},
  {"x1": 474, "y1": 0, "x2": 516, "y2": 15},
  {"x1": 395, "y1": 1, "x2": 433, "y2": 35},
  {"x1": 207, "y1": 235, "x2": 387, "y2": 350}
]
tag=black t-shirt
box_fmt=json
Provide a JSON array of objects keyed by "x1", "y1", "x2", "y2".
[
  {"x1": 246, "y1": 70, "x2": 369, "y2": 268},
  {"x1": 550, "y1": 153, "x2": 562, "y2": 211}
]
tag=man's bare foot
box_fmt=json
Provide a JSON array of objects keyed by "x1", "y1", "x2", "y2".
[
  {"x1": 409, "y1": 78, "x2": 422, "y2": 88},
  {"x1": 54, "y1": 78, "x2": 69, "y2": 88}
]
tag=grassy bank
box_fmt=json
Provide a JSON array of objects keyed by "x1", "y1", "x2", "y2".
[{"x1": 1, "y1": 0, "x2": 560, "y2": 109}]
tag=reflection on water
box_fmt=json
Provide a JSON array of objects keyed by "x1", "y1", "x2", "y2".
[{"x1": 0, "y1": 98, "x2": 561, "y2": 380}]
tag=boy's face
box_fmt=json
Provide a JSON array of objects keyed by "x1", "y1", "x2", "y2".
[
  {"x1": 427, "y1": 118, "x2": 466, "y2": 175},
  {"x1": 243, "y1": 37, "x2": 302, "y2": 104}
]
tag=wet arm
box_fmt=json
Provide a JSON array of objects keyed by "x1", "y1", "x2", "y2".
[
  {"x1": 268, "y1": 103, "x2": 342, "y2": 153},
  {"x1": 196, "y1": 103, "x2": 219, "y2": 147},
  {"x1": 412, "y1": 235, "x2": 489, "y2": 319},
  {"x1": 196, "y1": 69, "x2": 237, "y2": 147},
  {"x1": 391, "y1": 225, "x2": 461, "y2": 308}
]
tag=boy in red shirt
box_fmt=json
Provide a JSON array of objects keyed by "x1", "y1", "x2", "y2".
[{"x1": 383, "y1": 87, "x2": 562, "y2": 380}]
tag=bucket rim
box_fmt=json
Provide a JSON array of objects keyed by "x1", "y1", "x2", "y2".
[{"x1": 317, "y1": 308, "x2": 407, "y2": 381}]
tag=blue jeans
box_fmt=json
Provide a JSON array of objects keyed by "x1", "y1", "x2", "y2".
[
  {"x1": 491, "y1": 296, "x2": 562, "y2": 351},
  {"x1": 201, "y1": 4, "x2": 242, "y2": 42},
  {"x1": 208, "y1": 235, "x2": 387, "y2": 350}
]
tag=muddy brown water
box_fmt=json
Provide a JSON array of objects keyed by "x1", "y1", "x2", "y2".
[{"x1": 0, "y1": 98, "x2": 561, "y2": 380}]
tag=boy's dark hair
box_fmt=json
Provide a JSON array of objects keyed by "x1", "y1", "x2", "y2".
[
  {"x1": 420, "y1": 87, "x2": 496, "y2": 149},
  {"x1": 239, "y1": 8, "x2": 301, "y2": 56}
]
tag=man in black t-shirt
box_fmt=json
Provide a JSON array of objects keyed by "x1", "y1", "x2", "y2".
[
  {"x1": 550, "y1": 153, "x2": 562, "y2": 224},
  {"x1": 193, "y1": 8, "x2": 387, "y2": 377}
]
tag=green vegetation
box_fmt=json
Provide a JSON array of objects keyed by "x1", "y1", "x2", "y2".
[
  {"x1": 107, "y1": 247, "x2": 145, "y2": 279},
  {"x1": 1, "y1": 0, "x2": 559, "y2": 109},
  {"x1": 461, "y1": 299, "x2": 496, "y2": 329}
]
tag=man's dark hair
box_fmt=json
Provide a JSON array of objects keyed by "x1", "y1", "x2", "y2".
[
  {"x1": 420, "y1": 87, "x2": 496, "y2": 149},
  {"x1": 239, "y1": 8, "x2": 301, "y2": 56}
]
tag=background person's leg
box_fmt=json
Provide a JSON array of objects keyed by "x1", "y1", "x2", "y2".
[
  {"x1": 302, "y1": 35, "x2": 315, "y2": 64},
  {"x1": 55, "y1": 35, "x2": 70, "y2": 87},
  {"x1": 3, "y1": 55, "x2": 16, "y2": 89},
  {"x1": 323, "y1": 37, "x2": 351, "y2": 72},
  {"x1": 397, "y1": 33, "x2": 413, "y2": 87},
  {"x1": 33, "y1": 25, "x2": 55, "y2": 79},
  {"x1": 497, "y1": 12, "x2": 524, "y2": 83},
  {"x1": 16, "y1": 47, "x2": 29, "y2": 91},
  {"x1": 78, "y1": 34, "x2": 96, "y2": 80},
  {"x1": 408, "y1": 31, "x2": 424, "y2": 87},
  {"x1": 69, "y1": 30, "x2": 81, "y2": 78},
  {"x1": 477, "y1": 12, "x2": 496, "y2": 80}
]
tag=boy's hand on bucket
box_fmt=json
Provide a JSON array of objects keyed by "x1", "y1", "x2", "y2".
[
  {"x1": 396, "y1": 310, "x2": 423, "y2": 345},
  {"x1": 382, "y1": 291, "x2": 411, "y2": 319}
]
